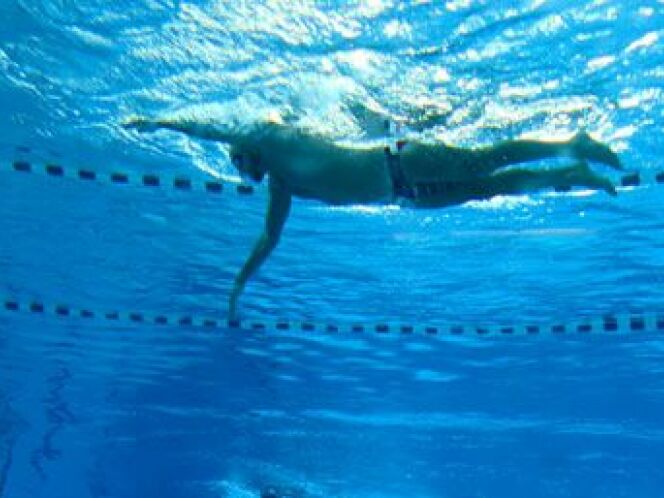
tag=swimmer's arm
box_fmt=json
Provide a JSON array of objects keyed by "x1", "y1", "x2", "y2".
[
  {"x1": 122, "y1": 115, "x2": 235, "y2": 142},
  {"x1": 229, "y1": 177, "x2": 292, "y2": 319}
]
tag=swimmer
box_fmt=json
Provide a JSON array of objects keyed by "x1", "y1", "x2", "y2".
[{"x1": 123, "y1": 115, "x2": 622, "y2": 318}]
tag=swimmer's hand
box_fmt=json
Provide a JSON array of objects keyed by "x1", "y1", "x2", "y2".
[
  {"x1": 122, "y1": 115, "x2": 161, "y2": 133},
  {"x1": 228, "y1": 285, "x2": 241, "y2": 321},
  {"x1": 121, "y1": 115, "x2": 231, "y2": 142}
]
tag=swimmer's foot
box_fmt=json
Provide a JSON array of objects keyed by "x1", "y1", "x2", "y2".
[
  {"x1": 558, "y1": 161, "x2": 617, "y2": 196},
  {"x1": 569, "y1": 130, "x2": 622, "y2": 170}
]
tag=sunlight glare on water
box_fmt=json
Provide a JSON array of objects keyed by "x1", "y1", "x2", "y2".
[{"x1": 1, "y1": 1, "x2": 664, "y2": 497}]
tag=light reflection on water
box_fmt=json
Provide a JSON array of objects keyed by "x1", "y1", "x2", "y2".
[{"x1": 1, "y1": 0, "x2": 664, "y2": 496}]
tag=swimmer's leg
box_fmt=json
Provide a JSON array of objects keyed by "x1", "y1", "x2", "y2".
[
  {"x1": 412, "y1": 161, "x2": 616, "y2": 208},
  {"x1": 474, "y1": 131, "x2": 622, "y2": 172},
  {"x1": 486, "y1": 161, "x2": 617, "y2": 197}
]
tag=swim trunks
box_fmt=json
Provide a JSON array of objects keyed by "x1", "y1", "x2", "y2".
[{"x1": 385, "y1": 143, "x2": 466, "y2": 203}]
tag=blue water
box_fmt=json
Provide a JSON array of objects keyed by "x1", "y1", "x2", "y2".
[{"x1": 2, "y1": 1, "x2": 664, "y2": 497}]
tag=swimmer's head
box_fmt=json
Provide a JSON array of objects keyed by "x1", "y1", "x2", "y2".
[{"x1": 229, "y1": 145, "x2": 265, "y2": 183}]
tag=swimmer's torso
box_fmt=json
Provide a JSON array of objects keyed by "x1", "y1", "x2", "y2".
[
  {"x1": 248, "y1": 127, "x2": 394, "y2": 205},
  {"x1": 239, "y1": 124, "x2": 489, "y2": 207}
]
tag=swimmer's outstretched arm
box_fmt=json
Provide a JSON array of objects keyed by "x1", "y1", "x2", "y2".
[
  {"x1": 122, "y1": 115, "x2": 237, "y2": 143},
  {"x1": 229, "y1": 176, "x2": 292, "y2": 319}
]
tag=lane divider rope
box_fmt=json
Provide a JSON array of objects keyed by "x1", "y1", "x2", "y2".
[
  {"x1": 2, "y1": 298, "x2": 663, "y2": 337},
  {"x1": 2, "y1": 155, "x2": 664, "y2": 337},
  {"x1": 2, "y1": 158, "x2": 664, "y2": 195},
  {"x1": 2, "y1": 159, "x2": 257, "y2": 196}
]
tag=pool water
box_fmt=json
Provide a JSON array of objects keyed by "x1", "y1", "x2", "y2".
[{"x1": 1, "y1": 1, "x2": 664, "y2": 497}]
